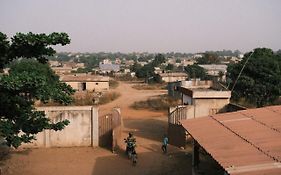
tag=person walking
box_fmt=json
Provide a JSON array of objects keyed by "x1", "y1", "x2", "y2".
[{"x1": 162, "y1": 134, "x2": 168, "y2": 154}]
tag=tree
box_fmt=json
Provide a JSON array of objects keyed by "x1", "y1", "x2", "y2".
[
  {"x1": 196, "y1": 53, "x2": 220, "y2": 64},
  {"x1": 151, "y1": 54, "x2": 166, "y2": 67},
  {"x1": 184, "y1": 64, "x2": 209, "y2": 80},
  {"x1": 0, "y1": 32, "x2": 74, "y2": 148},
  {"x1": 227, "y1": 48, "x2": 281, "y2": 107},
  {"x1": 165, "y1": 64, "x2": 174, "y2": 71}
]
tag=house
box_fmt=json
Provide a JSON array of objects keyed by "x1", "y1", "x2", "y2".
[
  {"x1": 60, "y1": 74, "x2": 109, "y2": 92},
  {"x1": 167, "y1": 81, "x2": 239, "y2": 148},
  {"x1": 181, "y1": 105, "x2": 281, "y2": 175},
  {"x1": 158, "y1": 72, "x2": 187, "y2": 83},
  {"x1": 198, "y1": 64, "x2": 227, "y2": 81},
  {"x1": 99, "y1": 63, "x2": 120, "y2": 74},
  {"x1": 52, "y1": 66, "x2": 73, "y2": 75},
  {"x1": 178, "y1": 85, "x2": 231, "y2": 117},
  {"x1": 167, "y1": 80, "x2": 213, "y2": 99}
]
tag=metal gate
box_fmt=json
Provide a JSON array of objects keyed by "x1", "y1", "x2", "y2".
[
  {"x1": 99, "y1": 114, "x2": 113, "y2": 149},
  {"x1": 98, "y1": 108, "x2": 122, "y2": 151},
  {"x1": 168, "y1": 106, "x2": 188, "y2": 148}
]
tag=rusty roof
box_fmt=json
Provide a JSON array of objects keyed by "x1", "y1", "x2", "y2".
[{"x1": 181, "y1": 105, "x2": 281, "y2": 175}]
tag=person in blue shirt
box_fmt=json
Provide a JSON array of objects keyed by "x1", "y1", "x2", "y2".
[{"x1": 162, "y1": 134, "x2": 168, "y2": 154}]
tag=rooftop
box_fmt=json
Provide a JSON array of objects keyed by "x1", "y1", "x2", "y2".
[
  {"x1": 159, "y1": 72, "x2": 187, "y2": 77},
  {"x1": 181, "y1": 105, "x2": 281, "y2": 175},
  {"x1": 179, "y1": 86, "x2": 231, "y2": 99},
  {"x1": 60, "y1": 74, "x2": 109, "y2": 82}
]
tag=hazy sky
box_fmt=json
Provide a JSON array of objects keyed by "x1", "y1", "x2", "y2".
[{"x1": 1, "y1": 0, "x2": 281, "y2": 53}]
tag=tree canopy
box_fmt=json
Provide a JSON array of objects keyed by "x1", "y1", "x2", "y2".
[
  {"x1": 0, "y1": 32, "x2": 74, "y2": 148},
  {"x1": 184, "y1": 64, "x2": 209, "y2": 80},
  {"x1": 196, "y1": 53, "x2": 220, "y2": 64},
  {"x1": 227, "y1": 48, "x2": 281, "y2": 107},
  {"x1": 131, "y1": 54, "x2": 166, "y2": 83}
]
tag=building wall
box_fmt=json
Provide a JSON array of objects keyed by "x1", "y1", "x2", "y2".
[
  {"x1": 66, "y1": 81, "x2": 80, "y2": 90},
  {"x1": 183, "y1": 94, "x2": 193, "y2": 105},
  {"x1": 65, "y1": 81, "x2": 109, "y2": 92},
  {"x1": 161, "y1": 76, "x2": 187, "y2": 83},
  {"x1": 181, "y1": 96, "x2": 229, "y2": 118},
  {"x1": 21, "y1": 106, "x2": 99, "y2": 148},
  {"x1": 86, "y1": 82, "x2": 109, "y2": 91},
  {"x1": 193, "y1": 98, "x2": 230, "y2": 117}
]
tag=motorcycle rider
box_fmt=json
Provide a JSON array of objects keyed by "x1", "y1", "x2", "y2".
[{"x1": 125, "y1": 132, "x2": 136, "y2": 154}]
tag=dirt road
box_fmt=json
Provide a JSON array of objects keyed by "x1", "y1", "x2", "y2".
[{"x1": 1, "y1": 81, "x2": 192, "y2": 175}]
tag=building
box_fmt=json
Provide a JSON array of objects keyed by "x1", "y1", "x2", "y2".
[
  {"x1": 167, "y1": 82, "x2": 231, "y2": 147},
  {"x1": 158, "y1": 72, "x2": 187, "y2": 83},
  {"x1": 181, "y1": 105, "x2": 281, "y2": 175},
  {"x1": 52, "y1": 66, "x2": 73, "y2": 75},
  {"x1": 198, "y1": 64, "x2": 227, "y2": 81},
  {"x1": 99, "y1": 63, "x2": 120, "y2": 73},
  {"x1": 60, "y1": 74, "x2": 109, "y2": 92},
  {"x1": 178, "y1": 85, "x2": 231, "y2": 117},
  {"x1": 168, "y1": 80, "x2": 213, "y2": 99}
]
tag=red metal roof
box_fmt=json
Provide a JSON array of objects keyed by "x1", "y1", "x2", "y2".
[{"x1": 181, "y1": 105, "x2": 281, "y2": 175}]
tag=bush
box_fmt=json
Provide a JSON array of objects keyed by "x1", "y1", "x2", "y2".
[
  {"x1": 131, "y1": 95, "x2": 180, "y2": 111},
  {"x1": 99, "y1": 92, "x2": 121, "y2": 105},
  {"x1": 132, "y1": 83, "x2": 167, "y2": 90},
  {"x1": 109, "y1": 80, "x2": 119, "y2": 89}
]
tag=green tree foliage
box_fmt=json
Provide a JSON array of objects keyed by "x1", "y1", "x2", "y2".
[
  {"x1": 151, "y1": 54, "x2": 166, "y2": 67},
  {"x1": 0, "y1": 32, "x2": 74, "y2": 148},
  {"x1": 227, "y1": 48, "x2": 281, "y2": 107},
  {"x1": 134, "y1": 54, "x2": 166, "y2": 83},
  {"x1": 165, "y1": 64, "x2": 174, "y2": 71},
  {"x1": 184, "y1": 64, "x2": 209, "y2": 80},
  {"x1": 196, "y1": 53, "x2": 220, "y2": 64}
]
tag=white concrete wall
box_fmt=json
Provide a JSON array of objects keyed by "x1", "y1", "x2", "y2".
[
  {"x1": 161, "y1": 76, "x2": 187, "y2": 83},
  {"x1": 180, "y1": 97, "x2": 229, "y2": 118},
  {"x1": 193, "y1": 98, "x2": 229, "y2": 118},
  {"x1": 22, "y1": 106, "x2": 99, "y2": 148}
]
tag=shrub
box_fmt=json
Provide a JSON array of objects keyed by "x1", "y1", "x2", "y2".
[
  {"x1": 99, "y1": 92, "x2": 121, "y2": 105},
  {"x1": 131, "y1": 95, "x2": 180, "y2": 111}
]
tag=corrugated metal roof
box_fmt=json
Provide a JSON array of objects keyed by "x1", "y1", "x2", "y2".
[
  {"x1": 181, "y1": 105, "x2": 281, "y2": 175},
  {"x1": 99, "y1": 63, "x2": 120, "y2": 72}
]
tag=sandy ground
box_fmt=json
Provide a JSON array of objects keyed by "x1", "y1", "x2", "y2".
[{"x1": 1, "y1": 81, "x2": 192, "y2": 175}]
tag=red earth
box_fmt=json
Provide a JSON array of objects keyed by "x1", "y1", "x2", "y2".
[{"x1": 0, "y1": 81, "x2": 192, "y2": 175}]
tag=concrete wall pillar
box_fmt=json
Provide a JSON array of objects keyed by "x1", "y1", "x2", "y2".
[{"x1": 91, "y1": 106, "x2": 99, "y2": 147}]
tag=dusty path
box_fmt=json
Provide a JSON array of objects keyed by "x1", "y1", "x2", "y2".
[{"x1": 1, "y1": 81, "x2": 191, "y2": 175}]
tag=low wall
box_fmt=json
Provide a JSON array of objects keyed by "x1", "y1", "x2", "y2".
[{"x1": 22, "y1": 106, "x2": 99, "y2": 148}]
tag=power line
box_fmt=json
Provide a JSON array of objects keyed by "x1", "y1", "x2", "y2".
[{"x1": 230, "y1": 51, "x2": 254, "y2": 92}]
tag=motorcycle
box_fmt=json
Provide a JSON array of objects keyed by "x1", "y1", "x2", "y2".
[
  {"x1": 124, "y1": 138, "x2": 135, "y2": 159},
  {"x1": 131, "y1": 150, "x2": 137, "y2": 166}
]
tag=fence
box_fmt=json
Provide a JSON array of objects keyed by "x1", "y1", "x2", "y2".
[
  {"x1": 98, "y1": 108, "x2": 122, "y2": 152},
  {"x1": 22, "y1": 106, "x2": 99, "y2": 148},
  {"x1": 168, "y1": 106, "x2": 188, "y2": 147}
]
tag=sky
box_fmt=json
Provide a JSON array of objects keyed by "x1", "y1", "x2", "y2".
[{"x1": 1, "y1": 0, "x2": 281, "y2": 53}]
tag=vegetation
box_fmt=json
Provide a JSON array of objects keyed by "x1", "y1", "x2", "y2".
[
  {"x1": 132, "y1": 83, "x2": 167, "y2": 90},
  {"x1": 131, "y1": 95, "x2": 181, "y2": 111},
  {"x1": 196, "y1": 53, "x2": 221, "y2": 64},
  {"x1": 109, "y1": 80, "x2": 119, "y2": 89},
  {"x1": 227, "y1": 48, "x2": 281, "y2": 107},
  {"x1": 99, "y1": 92, "x2": 121, "y2": 105},
  {"x1": 133, "y1": 54, "x2": 166, "y2": 83},
  {"x1": 184, "y1": 64, "x2": 209, "y2": 80},
  {"x1": 0, "y1": 32, "x2": 73, "y2": 148}
]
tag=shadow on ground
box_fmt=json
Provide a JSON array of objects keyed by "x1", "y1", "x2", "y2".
[
  {"x1": 123, "y1": 118, "x2": 168, "y2": 142},
  {"x1": 92, "y1": 148, "x2": 192, "y2": 175}
]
